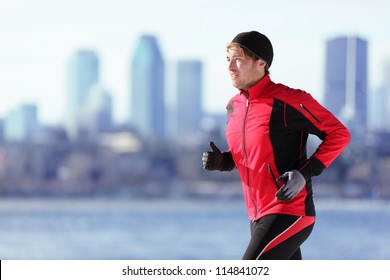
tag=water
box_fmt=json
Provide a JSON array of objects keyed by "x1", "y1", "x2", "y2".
[{"x1": 0, "y1": 197, "x2": 389, "y2": 260}]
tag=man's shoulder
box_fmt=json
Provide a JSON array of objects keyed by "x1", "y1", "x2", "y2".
[{"x1": 271, "y1": 82, "x2": 313, "y2": 101}]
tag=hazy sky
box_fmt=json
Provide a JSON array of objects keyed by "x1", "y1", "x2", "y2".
[{"x1": 1, "y1": 0, "x2": 390, "y2": 125}]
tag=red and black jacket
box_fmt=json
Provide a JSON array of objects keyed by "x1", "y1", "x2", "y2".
[{"x1": 225, "y1": 75, "x2": 350, "y2": 221}]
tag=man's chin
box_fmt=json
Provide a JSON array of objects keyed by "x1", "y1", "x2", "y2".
[{"x1": 231, "y1": 81, "x2": 240, "y2": 89}]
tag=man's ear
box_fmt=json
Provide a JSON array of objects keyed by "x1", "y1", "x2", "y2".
[{"x1": 258, "y1": 59, "x2": 266, "y2": 69}]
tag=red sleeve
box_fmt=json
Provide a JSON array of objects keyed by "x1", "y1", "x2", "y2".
[{"x1": 287, "y1": 91, "x2": 351, "y2": 179}]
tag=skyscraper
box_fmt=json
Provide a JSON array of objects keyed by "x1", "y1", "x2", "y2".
[
  {"x1": 4, "y1": 104, "x2": 38, "y2": 142},
  {"x1": 130, "y1": 35, "x2": 165, "y2": 139},
  {"x1": 67, "y1": 50, "x2": 99, "y2": 138},
  {"x1": 176, "y1": 60, "x2": 202, "y2": 139},
  {"x1": 369, "y1": 62, "x2": 390, "y2": 131},
  {"x1": 324, "y1": 36, "x2": 368, "y2": 129},
  {"x1": 80, "y1": 85, "x2": 113, "y2": 135}
]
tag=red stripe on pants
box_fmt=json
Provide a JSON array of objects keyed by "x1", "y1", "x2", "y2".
[{"x1": 261, "y1": 216, "x2": 315, "y2": 255}]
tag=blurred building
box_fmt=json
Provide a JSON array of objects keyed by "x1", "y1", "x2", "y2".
[
  {"x1": 4, "y1": 104, "x2": 38, "y2": 142},
  {"x1": 0, "y1": 119, "x2": 4, "y2": 142},
  {"x1": 67, "y1": 50, "x2": 100, "y2": 139},
  {"x1": 369, "y1": 61, "x2": 390, "y2": 131},
  {"x1": 324, "y1": 36, "x2": 368, "y2": 131},
  {"x1": 130, "y1": 34, "x2": 165, "y2": 139},
  {"x1": 176, "y1": 60, "x2": 203, "y2": 141},
  {"x1": 79, "y1": 84, "x2": 113, "y2": 136}
]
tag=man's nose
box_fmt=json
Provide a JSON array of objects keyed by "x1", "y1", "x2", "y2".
[{"x1": 228, "y1": 60, "x2": 235, "y2": 70}]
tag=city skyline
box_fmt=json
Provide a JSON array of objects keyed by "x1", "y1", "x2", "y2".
[
  {"x1": 2, "y1": 32, "x2": 389, "y2": 138},
  {"x1": 1, "y1": 0, "x2": 390, "y2": 126}
]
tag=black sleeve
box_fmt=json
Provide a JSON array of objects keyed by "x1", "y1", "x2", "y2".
[
  {"x1": 221, "y1": 152, "x2": 236, "y2": 171},
  {"x1": 299, "y1": 157, "x2": 326, "y2": 181}
]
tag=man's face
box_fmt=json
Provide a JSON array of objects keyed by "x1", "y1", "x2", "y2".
[{"x1": 226, "y1": 46, "x2": 264, "y2": 91}]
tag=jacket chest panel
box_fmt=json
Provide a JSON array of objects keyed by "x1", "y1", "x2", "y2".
[{"x1": 226, "y1": 98, "x2": 273, "y2": 161}]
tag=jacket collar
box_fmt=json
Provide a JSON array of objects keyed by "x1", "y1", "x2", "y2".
[{"x1": 240, "y1": 74, "x2": 272, "y2": 100}]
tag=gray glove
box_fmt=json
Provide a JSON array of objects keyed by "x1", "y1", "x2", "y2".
[{"x1": 275, "y1": 170, "x2": 306, "y2": 202}]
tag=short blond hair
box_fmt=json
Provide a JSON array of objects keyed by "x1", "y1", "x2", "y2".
[{"x1": 227, "y1": 43, "x2": 270, "y2": 75}]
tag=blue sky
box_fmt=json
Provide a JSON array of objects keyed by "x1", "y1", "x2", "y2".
[{"x1": 1, "y1": 0, "x2": 390, "y2": 125}]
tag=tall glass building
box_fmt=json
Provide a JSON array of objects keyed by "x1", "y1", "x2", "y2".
[
  {"x1": 67, "y1": 50, "x2": 99, "y2": 138},
  {"x1": 130, "y1": 35, "x2": 165, "y2": 139},
  {"x1": 324, "y1": 36, "x2": 368, "y2": 129},
  {"x1": 4, "y1": 104, "x2": 38, "y2": 141},
  {"x1": 369, "y1": 63, "x2": 390, "y2": 131},
  {"x1": 81, "y1": 85, "x2": 113, "y2": 135},
  {"x1": 176, "y1": 60, "x2": 202, "y2": 139}
]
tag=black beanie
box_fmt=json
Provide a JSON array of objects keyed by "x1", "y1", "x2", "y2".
[{"x1": 231, "y1": 31, "x2": 274, "y2": 67}]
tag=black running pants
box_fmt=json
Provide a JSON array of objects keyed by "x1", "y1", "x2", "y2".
[{"x1": 242, "y1": 214, "x2": 315, "y2": 260}]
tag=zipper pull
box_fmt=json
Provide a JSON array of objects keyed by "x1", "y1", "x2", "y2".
[
  {"x1": 300, "y1": 103, "x2": 320, "y2": 123},
  {"x1": 246, "y1": 98, "x2": 249, "y2": 107}
]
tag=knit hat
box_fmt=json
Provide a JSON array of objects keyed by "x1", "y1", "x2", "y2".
[{"x1": 231, "y1": 31, "x2": 274, "y2": 67}]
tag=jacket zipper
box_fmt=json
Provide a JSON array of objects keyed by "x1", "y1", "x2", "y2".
[
  {"x1": 300, "y1": 104, "x2": 320, "y2": 123},
  {"x1": 243, "y1": 97, "x2": 258, "y2": 221},
  {"x1": 268, "y1": 164, "x2": 281, "y2": 190}
]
